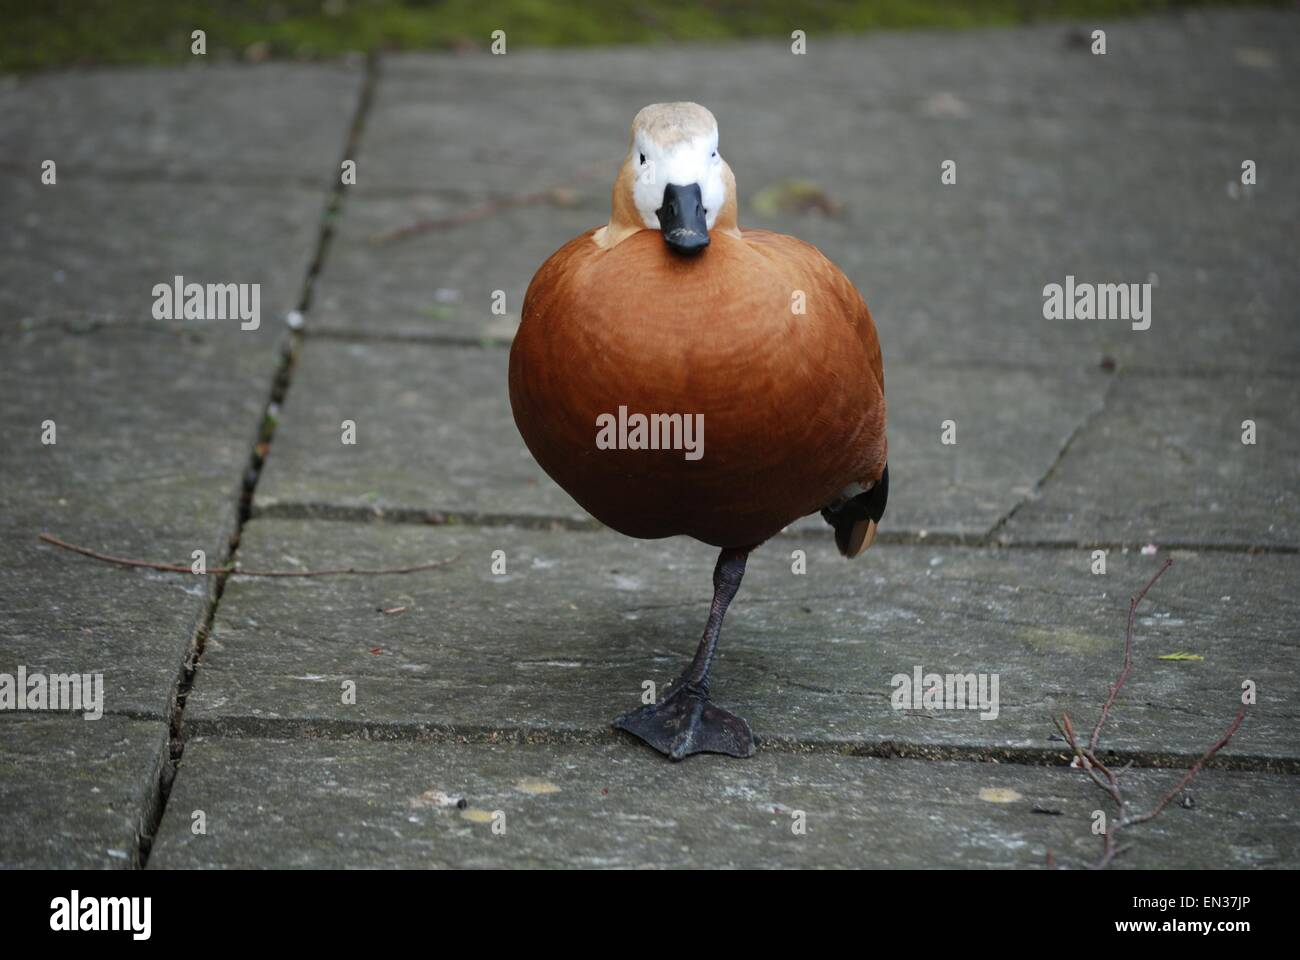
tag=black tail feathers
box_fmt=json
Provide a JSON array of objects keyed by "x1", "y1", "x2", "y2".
[{"x1": 820, "y1": 464, "x2": 889, "y2": 558}]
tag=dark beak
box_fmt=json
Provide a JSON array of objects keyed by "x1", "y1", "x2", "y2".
[{"x1": 656, "y1": 182, "x2": 709, "y2": 255}]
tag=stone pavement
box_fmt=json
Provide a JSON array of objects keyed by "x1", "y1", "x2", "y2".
[{"x1": 1, "y1": 10, "x2": 1297, "y2": 869}]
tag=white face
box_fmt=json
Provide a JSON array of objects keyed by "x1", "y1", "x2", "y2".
[{"x1": 630, "y1": 127, "x2": 726, "y2": 231}]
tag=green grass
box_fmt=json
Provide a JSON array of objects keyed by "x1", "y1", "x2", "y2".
[{"x1": 0, "y1": 0, "x2": 1279, "y2": 72}]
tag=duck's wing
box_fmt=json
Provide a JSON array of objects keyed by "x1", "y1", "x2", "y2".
[
  {"x1": 743, "y1": 229, "x2": 888, "y2": 557},
  {"x1": 822, "y1": 270, "x2": 887, "y2": 557},
  {"x1": 821, "y1": 279, "x2": 888, "y2": 557},
  {"x1": 742, "y1": 228, "x2": 884, "y2": 391}
]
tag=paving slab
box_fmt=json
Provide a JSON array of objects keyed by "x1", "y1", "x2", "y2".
[
  {"x1": 0, "y1": 309, "x2": 298, "y2": 725},
  {"x1": 149, "y1": 736, "x2": 1298, "y2": 868},
  {"x1": 362, "y1": 11, "x2": 1299, "y2": 193},
  {"x1": 1, "y1": 57, "x2": 362, "y2": 717},
  {"x1": 1004, "y1": 372, "x2": 1300, "y2": 549},
  {"x1": 0, "y1": 175, "x2": 324, "y2": 330},
  {"x1": 253, "y1": 337, "x2": 1110, "y2": 538},
  {"x1": 0, "y1": 54, "x2": 362, "y2": 873},
  {"x1": 1, "y1": 525, "x2": 214, "y2": 725},
  {"x1": 185, "y1": 518, "x2": 1297, "y2": 765},
  {"x1": 311, "y1": 195, "x2": 601, "y2": 344},
  {"x1": 0, "y1": 324, "x2": 281, "y2": 717},
  {"x1": 0, "y1": 166, "x2": 356, "y2": 719},
  {"x1": 309, "y1": 12, "x2": 1298, "y2": 372},
  {"x1": 0, "y1": 62, "x2": 363, "y2": 185},
  {"x1": 0, "y1": 715, "x2": 168, "y2": 869}
]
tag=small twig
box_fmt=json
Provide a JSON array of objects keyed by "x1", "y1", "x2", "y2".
[
  {"x1": 1123, "y1": 704, "x2": 1247, "y2": 829},
  {"x1": 371, "y1": 164, "x2": 608, "y2": 245},
  {"x1": 37, "y1": 533, "x2": 459, "y2": 578},
  {"x1": 1094, "y1": 841, "x2": 1134, "y2": 871},
  {"x1": 1088, "y1": 557, "x2": 1173, "y2": 752},
  {"x1": 1052, "y1": 559, "x2": 1249, "y2": 869}
]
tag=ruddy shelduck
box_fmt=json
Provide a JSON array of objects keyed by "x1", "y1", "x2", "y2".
[{"x1": 509, "y1": 102, "x2": 887, "y2": 760}]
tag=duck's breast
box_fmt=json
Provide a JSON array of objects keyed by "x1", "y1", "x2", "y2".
[{"x1": 510, "y1": 229, "x2": 885, "y2": 547}]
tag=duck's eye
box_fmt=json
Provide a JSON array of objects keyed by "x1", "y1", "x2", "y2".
[
  {"x1": 711, "y1": 151, "x2": 717, "y2": 158},
  {"x1": 639, "y1": 153, "x2": 646, "y2": 165}
]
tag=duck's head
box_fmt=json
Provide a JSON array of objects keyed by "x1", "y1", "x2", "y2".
[{"x1": 602, "y1": 102, "x2": 740, "y2": 253}]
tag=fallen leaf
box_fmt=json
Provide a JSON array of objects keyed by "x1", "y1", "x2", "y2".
[
  {"x1": 1235, "y1": 47, "x2": 1276, "y2": 69},
  {"x1": 244, "y1": 40, "x2": 271, "y2": 63},
  {"x1": 516, "y1": 779, "x2": 561, "y2": 795},
  {"x1": 751, "y1": 179, "x2": 842, "y2": 218},
  {"x1": 1157, "y1": 652, "x2": 1204, "y2": 661},
  {"x1": 547, "y1": 187, "x2": 580, "y2": 207},
  {"x1": 978, "y1": 787, "x2": 1022, "y2": 803},
  {"x1": 919, "y1": 91, "x2": 970, "y2": 118}
]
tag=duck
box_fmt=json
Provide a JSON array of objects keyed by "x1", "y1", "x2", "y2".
[{"x1": 509, "y1": 102, "x2": 887, "y2": 760}]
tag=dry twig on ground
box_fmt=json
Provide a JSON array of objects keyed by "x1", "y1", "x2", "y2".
[
  {"x1": 1049, "y1": 558, "x2": 1248, "y2": 869},
  {"x1": 370, "y1": 164, "x2": 608, "y2": 245},
  {"x1": 37, "y1": 532, "x2": 459, "y2": 578}
]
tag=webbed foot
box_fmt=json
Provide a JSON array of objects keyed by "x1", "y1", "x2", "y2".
[{"x1": 613, "y1": 681, "x2": 754, "y2": 760}]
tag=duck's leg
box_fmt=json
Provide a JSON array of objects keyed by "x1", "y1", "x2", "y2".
[{"x1": 613, "y1": 546, "x2": 755, "y2": 760}]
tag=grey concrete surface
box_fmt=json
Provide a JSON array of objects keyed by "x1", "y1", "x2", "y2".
[
  {"x1": 0, "y1": 178, "x2": 324, "y2": 331},
  {"x1": 186, "y1": 518, "x2": 1298, "y2": 764},
  {"x1": 0, "y1": 61, "x2": 361, "y2": 868},
  {"x1": 1, "y1": 10, "x2": 1296, "y2": 870},
  {"x1": 0, "y1": 62, "x2": 363, "y2": 185},
  {"x1": 1001, "y1": 373, "x2": 1300, "y2": 548},
  {"x1": 0, "y1": 716, "x2": 168, "y2": 869},
  {"x1": 0, "y1": 326, "x2": 272, "y2": 720},
  {"x1": 148, "y1": 737, "x2": 1297, "y2": 869}
]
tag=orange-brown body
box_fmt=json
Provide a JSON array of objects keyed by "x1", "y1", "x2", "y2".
[{"x1": 509, "y1": 227, "x2": 886, "y2": 548}]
